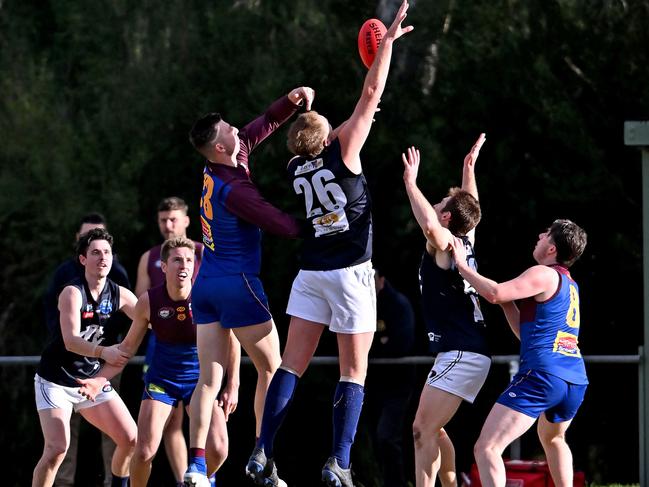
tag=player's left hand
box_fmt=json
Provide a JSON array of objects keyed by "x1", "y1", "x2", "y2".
[
  {"x1": 288, "y1": 87, "x2": 315, "y2": 110},
  {"x1": 218, "y1": 384, "x2": 239, "y2": 422},
  {"x1": 76, "y1": 376, "x2": 106, "y2": 402},
  {"x1": 450, "y1": 236, "x2": 467, "y2": 266}
]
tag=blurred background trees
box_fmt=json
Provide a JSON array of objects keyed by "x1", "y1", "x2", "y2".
[{"x1": 1, "y1": 0, "x2": 647, "y2": 485}]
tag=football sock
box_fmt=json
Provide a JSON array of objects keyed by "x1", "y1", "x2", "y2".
[
  {"x1": 189, "y1": 447, "x2": 207, "y2": 475},
  {"x1": 257, "y1": 367, "x2": 299, "y2": 458},
  {"x1": 110, "y1": 475, "x2": 129, "y2": 487},
  {"x1": 331, "y1": 380, "x2": 365, "y2": 469}
]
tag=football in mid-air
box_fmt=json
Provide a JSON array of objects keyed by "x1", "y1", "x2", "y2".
[{"x1": 357, "y1": 19, "x2": 387, "y2": 69}]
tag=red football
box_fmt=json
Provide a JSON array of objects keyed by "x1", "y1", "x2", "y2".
[{"x1": 357, "y1": 18, "x2": 387, "y2": 69}]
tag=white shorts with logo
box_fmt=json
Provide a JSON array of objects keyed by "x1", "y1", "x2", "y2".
[
  {"x1": 286, "y1": 260, "x2": 376, "y2": 334},
  {"x1": 425, "y1": 350, "x2": 491, "y2": 403},
  {"x1": 34, "y1": 374, "x2": 117, "y2": 412}
]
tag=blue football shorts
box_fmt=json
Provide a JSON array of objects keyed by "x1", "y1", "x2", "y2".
[
  {"x1": 191, "y1": 273, "x2": 272, "y2": 328},
  {"x1": 496, "y1": 369, "x2": 587, "y2": 422},
  {"x1": 142, "y1": 376, "x2": 195, "y2": 407}
]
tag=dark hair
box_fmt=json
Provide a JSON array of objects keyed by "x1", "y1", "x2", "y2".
[
  {"x1": 548, "y1": 219, "x2": 587, "y2": 267},
  {"x1": 158, "y1": 196, "x2": 188, "y2": 214},
  {"x1": 161, "y1": 237, "x2": 196, "y2": 262},
  {"x1": 76, "y1": 228, "x2": 113, "y2": 257},
  {"x1": 287, "y1": 111, "x2": 328, "y2": 158},
  {"x1": 442, "y1": 188, "x2": 481, "y2": 236},
  {"x1": 79, "y1": 212, "x2": 107, "y2": 227},
  {"x1": 189, "y1": 113, "x2": 222, "y2": 151}
]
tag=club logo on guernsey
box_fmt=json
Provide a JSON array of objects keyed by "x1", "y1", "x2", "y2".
[
  {"x1": 178, "y1": 314, "x2": 186, "y2": 321},
  {"x1": 552, "y1": 331, "x2": 581, "y2": 357},
  {"x1": 294, "y1": 158, "x2": 324, "y2": 175},
  {"x1": 102, "y1": 383, "x2": 113, "y2": 393},
  {"x1": 158, "y1": 307, "x2": 175, "y2": 319},
  {"x1": 98, "y1": 299, "x2": 113, "y2": 315}
]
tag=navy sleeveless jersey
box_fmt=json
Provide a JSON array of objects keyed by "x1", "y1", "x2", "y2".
[
  {"x1": 419, "y1": 238, "x2": 489, "y2": 356},
  {"x1": 147, "y1": 284, "x2": 198, "y2": 383},
  {"x1": 518, "y1": 265, "x2": 588, "y2": 384},
  {"x1": 147, "y1": 241, "x2": 204, "y2": 287},
  {"x1": 287, "y1": 138, "x2": 372, "y2": 270},
  {"x1": 38, "y1": 277, "x2": 121, "y2": 387}
]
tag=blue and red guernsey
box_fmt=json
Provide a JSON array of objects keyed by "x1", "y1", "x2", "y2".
[
  {"x1": 518, "y1": 265, "x2": 588, "y2": 385},
  {"x1": 147, "y1": 284, "x2": 198, "y2": 383},
  {"x1": 199, "y1": 95, "x2": 303, "y2": 277}
]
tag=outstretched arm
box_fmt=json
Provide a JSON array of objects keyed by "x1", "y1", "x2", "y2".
[
  {"x1": 339, "y1": 0, "x2": 414, "y2": 172},
  {"x1": 450, "y1": 237, "x2": 559, "y2": 304},
  {"x1": 461, "y1": 133, "x2": 486, "y2": 201},
  {"x1": 402, "y1": 146, "x2": 454, "y2": 252}
]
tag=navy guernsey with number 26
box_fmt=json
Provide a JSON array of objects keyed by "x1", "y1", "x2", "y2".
[{"x1": 287, "y1": 138, "x2": 372, "y2": 271}]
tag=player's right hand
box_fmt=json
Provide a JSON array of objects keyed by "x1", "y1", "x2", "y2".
[
  {"x1": 100, "y1": 344, "x2": 129, "y2": 367},
  {"x1": 386, "y1": 0, "x2": 414, "y2": 42}
]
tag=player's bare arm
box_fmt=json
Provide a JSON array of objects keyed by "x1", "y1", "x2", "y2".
[
  {"x1": 58, "y1": 286, "x2": 128, "y2": 366},
  {"x1": 402, "y1": 146, "x2": 454, "y2": 253},
  {"x1": 77, "y1": 294, "x2": 151, "y2": 401},
  {"x1": 451, "y1": 237, "x2": 560, "y2": 303},
  {"x1": 339, "y1": 0, "x2": 413, "y2": 172},
  {"x1": 118, "y1": 286, "x2": 138, "y2": 320},
  {"x1": 499, "y1": 302, "x2": 521, "y2": 339},
  {"x1": 461, "y1": 133, "x2": 486, "y2": 201}
]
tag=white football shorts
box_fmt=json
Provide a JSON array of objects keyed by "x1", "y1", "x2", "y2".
[
  {"x1": 34, "y1": 373, "x2": 117, "y2": 412},
  {"x1": 287, "y1": 260, "x2": 376, "y2": 334},
  {"x1": 425, "y1": 350, "x2": 491, "y2": 403}
]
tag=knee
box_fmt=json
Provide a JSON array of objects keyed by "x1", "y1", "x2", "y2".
[
  {"x1": 538, "y1": 430, "x2": 566, "y2": 449},
  {"x1": 133, "y1": 444, "x2": 156, "y2": 465},
  {"x1": 474, "y1": 436, "x2": 497, "y2": 461},
  {"x1": 43, "y1": 441, "x2": 68, "y2": 464},
  {"x1": 412, "y1": 418, "x2": 428, "y2": 450}
]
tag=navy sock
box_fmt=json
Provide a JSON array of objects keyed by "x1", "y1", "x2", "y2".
[
  {"x1": 189, "y1": 447, "x2": 207, "y2": 475},
  {"x1": 331, "y1": 380, "x2": 364, "y2": 469},
  {"x1": 110, "y1": 475, "x2": 129, "y2": 487},
  {"x1": 257, "y1": 368, "x2": 299, "y2": 458}
]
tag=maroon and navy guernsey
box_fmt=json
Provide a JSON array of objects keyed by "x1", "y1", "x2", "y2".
[
  {"x1": 199, "y1": 95, "x2": 303, "y2": 278},
  {"x1": 146, "y1": 284, "x2": 198, "y2": 384}
]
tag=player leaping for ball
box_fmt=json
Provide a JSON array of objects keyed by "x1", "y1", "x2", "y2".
[
  {"x1": 184, "y1": 87, "x2": 314, "y2": 487},
  {"x1": 246, "y1": 2, "x2": 413, "y2": 487}
]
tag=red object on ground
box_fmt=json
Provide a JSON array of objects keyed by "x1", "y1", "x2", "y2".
[{"x1": 468, "y1": 459, "x2": 585, "y2": 487}]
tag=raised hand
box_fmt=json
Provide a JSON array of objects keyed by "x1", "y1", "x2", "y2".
[
  {"x1": 386, "y1": 0, "x2": 415, "y2": 42},
  {"x1": 288, "y1": 87, "x2": 316, "y2": 110},
  {"x1": 402, "y1": 145, "x2": 421, "y2": 187},
  {"x1": 464, "y1": 133, "x2": 486, "y2": 170}
]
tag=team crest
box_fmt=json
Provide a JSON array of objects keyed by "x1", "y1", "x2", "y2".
[
  {"x1": 178, "y1": 314, "x2": 186, "y2": 321},
  {"x1": 158, "y1": 307, "x2": 175, "y2": 319},
  {"x1": 98, "y1": 299, "x2": 113, "y2": 315}
]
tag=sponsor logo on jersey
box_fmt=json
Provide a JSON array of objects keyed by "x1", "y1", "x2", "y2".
[
  {"x1": 428, "y1": 332, "x2": 441, "y2": 343},
  {"x1": 176, "y1": 306, "x2": 186, "y2": 312},
  {"x1": 158, "y1": 307, "x2": 175, "y2": 319},
  {"x1": 552, "y1": 331, "x2": 581, "y2": 357},
  {"x1": 82, "y1": 311, "x2": 94, "y2": 319},
  {"x1": 178, "y1": 313, "x2": 186, "y2": 321},
  {"x1": 201, "y1": 215, "x2": 215, "y2": 251},
  {"x1": 98, "y1": 299, "x2": 113, "y2": 315},
  {"x1": 102, "y1": 383, "x2": 113, "y2": 393},
  {"x1": 295, "y1": 158, "x2": 324, "y2": 175}
]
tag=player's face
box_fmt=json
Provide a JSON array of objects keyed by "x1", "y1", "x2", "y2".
[
  {"x1": 161, "y1": 247, "x2": 195, "y2": 285},
  {"x1": 433, "y1": 196, "x2": 451, "y2": 227},
  {"x1": 158, "y1": 210, "x2": 189, "y2": 240},
  {"x1": 215, "y1": 119, "x2": 240, "y2": 157},
  {"x1": 80, "y1": 239, "x2": 113, "y2": 278},
  {"x1": 533, "y1": 229, "x2": 555, "y2": 263}
]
